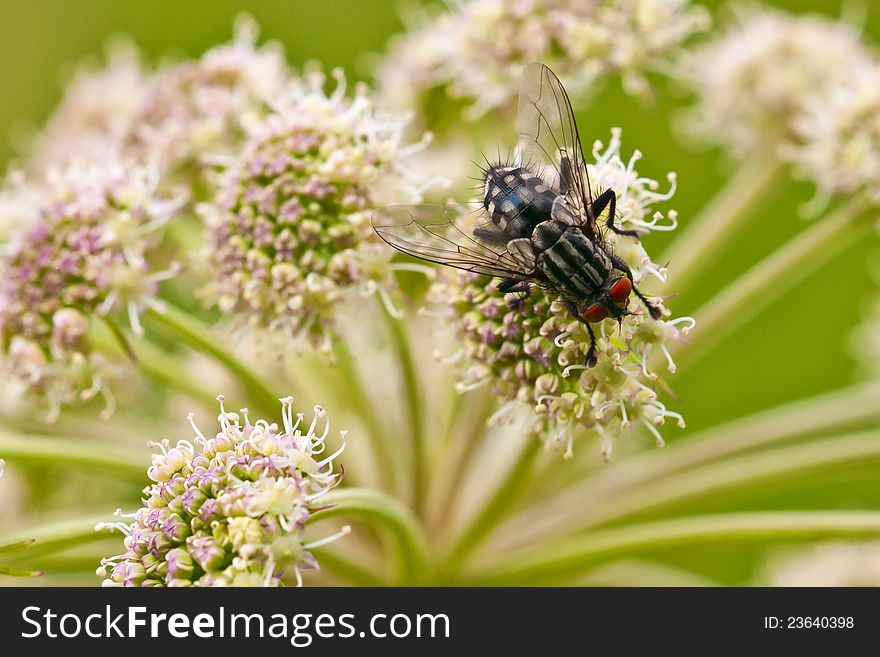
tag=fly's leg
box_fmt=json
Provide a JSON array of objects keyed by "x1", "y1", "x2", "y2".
[
  {"x1": 609, "y1": 253, "x2": 663, "y2": 320},
  {"x1": 564, "y1": 300, "x2": 598, "y2": 367},
  {"x1": 591, "y1": 189, "x2": 640, "y2": 239},
  {"x1": 498, "y1": 278, "x2": 532, "y2": 308}
]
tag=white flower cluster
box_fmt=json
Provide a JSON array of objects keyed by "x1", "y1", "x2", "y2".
[
  {"x1": 680, "y1": 7, "x2": 876, "y2": 156},
  {"x1": 124, "y1": 15, "x2": 289, "y2": 174},
  {"x1": 28, "y1": 39, "x2": 149, "y2": 174},
  {"x1": 791, "y1": 65, "x2": 880, "y2": 205},
  {"x1": 379, "y1": 0, "x2": 709, "y2": 119}
]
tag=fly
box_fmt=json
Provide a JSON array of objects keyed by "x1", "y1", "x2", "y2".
[{"x1": 372, "y1": 62, "x2": 661, "y2": 366}]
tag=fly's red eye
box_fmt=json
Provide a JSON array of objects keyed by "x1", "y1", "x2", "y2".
[
  {"x1": 582, "y1": 304, "x2": 610, "y2": 323},
  {"x1": 609, "y1": 276, "x2": 632, "y2": 305}
]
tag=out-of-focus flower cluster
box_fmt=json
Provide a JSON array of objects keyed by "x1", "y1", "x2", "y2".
[
  {"x1": 0, "y1": 163, "x2": 183, "y2": 420},
  {"x1": 430, "y1": 129, "x2": 692, "y2": 459},
  {"x1": 379, "y1": 0, "x2": 709, "y2": 119},
  {"x1": 26, "y1": 16, "x2": 287, "y2": 178},
  {"x1": 98, "y1": 396, "x2": 348, "y2": 587},
  {"x1": 27, "y1": 40, "x2": 149, "y2": 174},
  {"x1": 791, "y1": 64, "x2": 880, "y2": 205},
  {"x1": 123, "y1": 16, "x2": 289, "y2": 175},
  {"x1": 0, "y1": 174, "x2": 40, "y2": 244},
  {"x1": 680, "y1": 8, "x2": 879, "y2": 168},
  {"x1": 200, "y1": 68, "x2": 433, "y2": 351},
  {"x1": 0, "y1": 13, "x2": 435, "y2": 421}
]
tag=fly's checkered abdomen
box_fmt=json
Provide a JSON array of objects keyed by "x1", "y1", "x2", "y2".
[{"x1": 482, "y1": 165, "x2": 556, "y2": 240}]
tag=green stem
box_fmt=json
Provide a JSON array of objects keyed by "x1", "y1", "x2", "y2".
[
  {"x1": 470, "y1": 511, "x2": 880, "y2": 585},
  {"x1": 91, "y1": 321, "x2": 217, "y2": 410},
  {"x1": 316, "y1": 488, "x2": 428, "y2": 585},
  {"x1": 135, "y1": 339, "x2": 220, "y2": 410},
  {"x1": 579, "y1": 560, "x2": 723, "y2": 587},
  {"x1": 673, "y1": 197, "x2": 872, "y2": 370},
  {"x1": 0, "y1": 432, "x2": 145, "y2": 479},
  {"x1": 523, "y1": 430, "x2": 880, "y2": 535},
  {"x1": 309, "y1": 549, "x2": 387, "y2": 586},
  {"x1": 381, "y1": 308, "x2": 426, "y2": 514},
  {"x1": 491, "y1": 382, "x2": 880, "y2": 550},
  {"x1": 0, "y1": 515, "x2": 112, "y2": 562},
  {"x1": 99, "y1": 316, "x2": 138, "y2": 363},
  {"x1": 425, "y1": 387, "x2": 495, "y2": 533},
  {"x1": 437, "y1": 438, "x2": 542, "y2": 578},
  {"x1": 331, "y1": 342, "x2": 400, "y2": 494},
  {"x1": 658, "y1": 152, "x2": 783, "y2": 299},
  {"x1": 0, "y1": 539, "x2": 44, "y2": 575},
  {"x1": 144, "y1": 304, "x2": 279, "y2": 414}
]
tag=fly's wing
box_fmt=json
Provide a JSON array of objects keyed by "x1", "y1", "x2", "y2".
[
  {"x1": 517, "y1": 62, "x2": 598, "y2": 238},
  {"x1": 372, "y1": 204, "x2": 534, "y2": 280}
]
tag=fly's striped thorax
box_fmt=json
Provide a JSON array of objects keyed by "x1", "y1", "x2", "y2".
[
  {"x1": 482, "y1": 165, "x2": 556, "y2": 240},
  {"x1": 533, "y1": 221, "x2": 613, "y2": 300}
]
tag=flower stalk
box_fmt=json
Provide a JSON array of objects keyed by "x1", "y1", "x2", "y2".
[
  {"x1": 672, "y1": 196, "x2": 873, "y2": 370},
  {"x1": 330, "y1": 342, "x2": 401, "y2": 494},
  {"x1": 0, "y1": 516, "x2": 113, "y2": 564},
  {"x1": 0, "y1": 432, "x2": 145, "y2": 478},
  {"x1": 381, "y1": 308, "x2": 426, "y2": 513},
  {"x1": 0, "y1": 540, "x2": 43, "y2": 577},
  {"x1": 90, "y1": 320, "x2": 218, "y2": 411},
  {"x1": 311, "y1": 549, "x2": 387, "y2": 587},
  {"x1": 490, "y1": 381, "x2": 880, "y2": 551},
  {"x1": 470, "y1": 511, "x2": 880, "y2": 585},
  {"x1": 318, "y1": 488, "x2": 429, "y2": 585},
  {"x1": 490, "y1": 429, "x2": 880, "y2": 553},
  {"x1": 658, "y1": 152, "x2": 783, "y2": 299},
  {"x1": 436, "y1": 438, "x2": 542, "y2": 578},
  {"x1": 144, "y1": 304, "x2": 280, "y2": 414},
  {"x1": 424, "y1": 386, "x2": 496, "y2": 532}
]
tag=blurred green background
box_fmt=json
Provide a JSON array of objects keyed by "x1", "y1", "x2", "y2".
[{"x1": 1, "y1": 0, "x2": 878, "y2": 584}]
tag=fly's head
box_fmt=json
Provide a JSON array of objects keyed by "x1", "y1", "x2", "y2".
[{"x1": 580, "y1": 275, "x2": 633, "y2": 324}]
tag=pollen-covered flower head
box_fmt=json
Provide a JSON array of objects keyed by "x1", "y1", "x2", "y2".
[
  {"x1": 379, "y1": 0, "x2": 709, "y2": 119},
  {"x1": 0, "y1": 161, "x2": 184, "y2": 419},
  {"x1": 124, "y1": 15, "x2": 289, "y2": 173},
  {"x1": 27, "y1": 39, "x2": 149, "y2": 173},
  {"x1": 430, "y1": 129, "x2": 690, "y2": 459},
  {"x1": 790, "y1": 65, "x2": 880, "y2": 205},
  {"x1": 200, "y1": 68, "x2": 432, "y2": 351},
  {"x1": 97, "y1": 395, "x2": 348, "y2": 587},
  {"x1": 680, "y1": 7, "x2": 876, "y2": 156}
]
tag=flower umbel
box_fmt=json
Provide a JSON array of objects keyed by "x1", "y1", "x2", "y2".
[
  {"x1": 27, "y1": 39, "x2": 149, "y2": 173},
  {"x1": 431, "y1": 129, "x2": 689, "y2": 459},
  {"x1": 791, "y1": 64, "x2": 880, "y2": 206},
  {"x1": 97, "y1": 395, "x2": 348, "y2": 587},
  {"x1": 680, "y1": 7, "x2": 876, "y2": 157},
  {"x1": 379, "y1": 0, "x2": 709, "y2": 118},
  {"x1": 124, "y1": 15, "x2": 289, "y2": 174},
  {"x1": 0, "y1": 161, "x2": 183, "y2": 420},
  {"x1": 201, "y1": 68, "x2": 431, "y2": 351}
]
